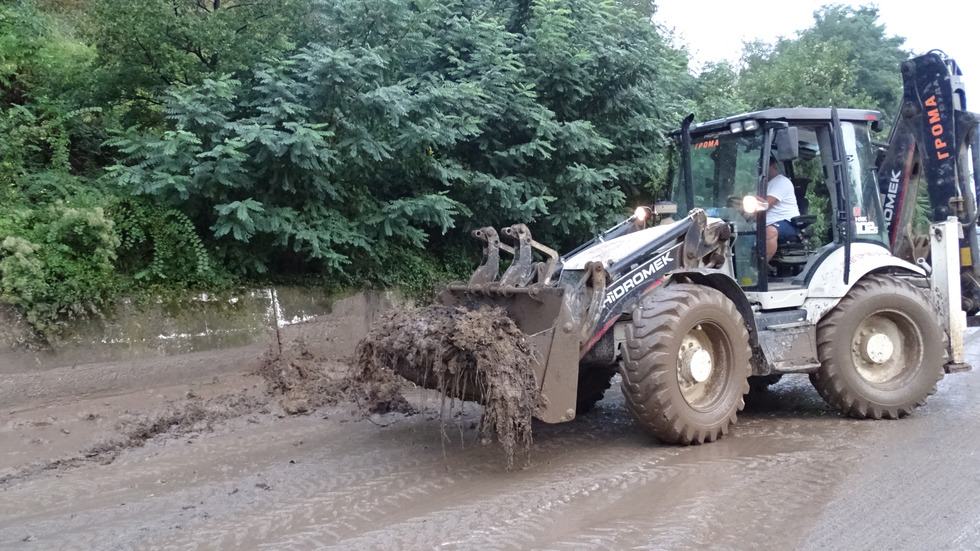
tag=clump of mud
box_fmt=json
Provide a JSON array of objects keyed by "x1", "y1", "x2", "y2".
[
  {"x1": 257, "y1": 341, "x2": 413, "y2": 416},
  {"x1": 355, "y1": 305, "x2": 542, "y2": 468}
]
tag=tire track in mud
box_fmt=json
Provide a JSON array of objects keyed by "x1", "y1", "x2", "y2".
[
  {"x1": 311, "y1": 376, "x2": 965, "y2": 550},
  {"x1": 3, "y1": 401, "x2": 501, "y2": 550},
  {"x1": 0, "y1": 382, "x2": 861, "y2": 549},
  {"x1": 213, "y1": 390, "x2": 863, "y2": 549},
  {"x1": 151, "y1": 413, "x2": 527, "y2": 549},
  {"x1": 1, "y1": 414, "x2": 309, "y2": 549},
  {"x1": 490, "y1": 383, "x2": 968, "y2": 551},
  {"x1": 301, "y1": 436, "x2": 855, "y2": 550},
  {"x1": 3, "y1": 361, "x2": 978, "y2": 550},
  {"x1": 4, "y1": 396, "x2": 627, "y2": 549}
]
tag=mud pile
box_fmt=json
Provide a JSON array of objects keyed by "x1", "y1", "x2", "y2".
[
  {"x1": 355, "y1": 305, "x2": 541, "y2": 468},
  {"x1": 257, "y1": 342, "x2": 412, "y2": 416}
]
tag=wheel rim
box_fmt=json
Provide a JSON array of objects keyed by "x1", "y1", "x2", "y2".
[
  {"x1": 850, "y1": 309, "x2": 923, "y2": 387},
  {"x1": 677, "y1": 322, "x2": 732, "y2": 409}
]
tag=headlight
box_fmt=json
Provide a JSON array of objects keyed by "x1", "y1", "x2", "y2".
[{"x1": 742, "y1": 195, "x2": 769, "y2": 214}]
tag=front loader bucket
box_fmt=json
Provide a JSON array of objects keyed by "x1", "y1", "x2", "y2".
[{"x1": 437, "y1": 225, "x2": 607, "y2": 423}]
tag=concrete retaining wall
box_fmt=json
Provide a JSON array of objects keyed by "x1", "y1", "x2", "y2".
[{"x1": 0, "y1": 288, "x2": 408, "y2": 407}]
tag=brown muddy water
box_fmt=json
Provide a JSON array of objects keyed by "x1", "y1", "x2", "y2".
[{"x1": 1, "y1": 332, "x2": 979, "y2": 550}]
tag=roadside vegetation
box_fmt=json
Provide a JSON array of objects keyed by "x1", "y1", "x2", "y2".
[{"x1": 0, "y1": 0, "x2": 912, "y2": 341}]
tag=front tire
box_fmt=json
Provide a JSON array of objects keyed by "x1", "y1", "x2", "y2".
[
  {"x1": 621, "y1": 284, "x2": 751, "y2": 444},
  {"x1": 809, "y1": 274, "x2": 945, "y2": 419}
]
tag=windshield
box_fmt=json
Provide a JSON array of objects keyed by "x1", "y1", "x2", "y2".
[
  {"x1": 671, "y1": 122, "x2": 888, "y2": 247},
  {"x1": 838, "y1": 121, "x2": 888, "y2": 245},
  {"x1": 671, "y1": 131, "x2": 763, "y2": 226}
]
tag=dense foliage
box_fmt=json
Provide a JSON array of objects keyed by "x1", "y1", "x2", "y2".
[
  {"x1": 734, "y1": 5, "x2": 907, "y2": 121},
  {"x1": 106, "y1": 0, "x2": 691, "y2": 273},
  {"x1": 0, "y1": 0, "x2": 916, "y2": 339},
  {"x1": 91, "y1": 0, "x2": 319, "y2": 124}
]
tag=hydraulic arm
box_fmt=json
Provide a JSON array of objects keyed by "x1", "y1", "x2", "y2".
[{"x1": 876, "y1": 51, "x2": 980, "y2": 314}]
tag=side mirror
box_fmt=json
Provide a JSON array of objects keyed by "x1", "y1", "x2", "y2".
[
  {"x1": 653, "y1": 201, "x2": 678, "y2": 215},
  {"x1": 774, "y1": 127, "x2": 799, "y2": 161}
]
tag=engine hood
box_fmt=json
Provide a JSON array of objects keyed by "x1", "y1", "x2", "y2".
[{"x1": 563, "y1": 220, "x2": 682, "y2": 270}]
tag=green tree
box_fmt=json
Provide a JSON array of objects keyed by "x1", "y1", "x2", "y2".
[
  {"x1": 736, "y1": 5, "x2": 908, "y2": 120},
  {"x1": 804, "y1": 5, "x2": 907, "y2": 121},
  {"x1": 0, "y1": 0, "x2": 103, "y2": 187},
  {"x1": 519, "y1": 0, "x2": 692, "y2": 241},
  {"x1": 0, "y1": 1, "x2": 223, "y2": 335},
  {"x1": 106, "y1": 0, "x2": 693, "y2": 276},
  {"x1": 738, "y1": 38, "x2": 876, "y2": 110},
  {"x1": 90, "y1": 0, "x2": 318, "y2": 121},
  {"x1": 617, "y1": 0, "x2": 655, "y2": 19},
  {"x1": 692, "y1": 61, "x2": 748, "y2": 121}
]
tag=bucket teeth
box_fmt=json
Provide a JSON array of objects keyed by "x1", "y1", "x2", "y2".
[
  {"x1": 468, "y1": 227, "x2": 502, "y2": 285},
  {"x1": 467, "y1": 224, "x2": 561, "y2": 288},
  {"x1": 500, "y1": 224, "x2": 535, "y2": 287}
]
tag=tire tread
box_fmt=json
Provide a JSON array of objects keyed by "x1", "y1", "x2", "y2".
[
  {"x1": 809, "y1": 275, "x2": 945, "y2": 419},
  {"x1": 621, "y1": 284, "x2": 751, "y2": 445}
]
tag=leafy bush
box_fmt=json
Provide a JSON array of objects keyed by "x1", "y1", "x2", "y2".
[
  {"x1": 90, "y1": 0, "x2": 318, "y2": 120},
  {"x1": 108, "y1": 198, "x2": 218, "y2": 287},
  {"x1": 1, "y1": 0, "x2": 920, "y2": 343},
  {"x1": 0, "y1": 201, "x2": 120, "y2": 339}
]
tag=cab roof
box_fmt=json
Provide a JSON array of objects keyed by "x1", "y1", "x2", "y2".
[{"x1": 674, "y1": 108, "x2": 882, "y2": 137}]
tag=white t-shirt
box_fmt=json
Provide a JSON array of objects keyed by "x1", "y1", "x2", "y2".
[{"x1": 766, "y1": 174, "x2": 800, "y2": 225}]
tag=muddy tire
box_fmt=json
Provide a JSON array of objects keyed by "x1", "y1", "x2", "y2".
[
  {"x1": 576, "y1": 364, "x2": 617, "y2": 414},
  {"x1": 620, "y1": 284, "x2": 751, "y2": 445},
  {"x1": 809, "y1": 274, "x2": 945, "y2": 419}
]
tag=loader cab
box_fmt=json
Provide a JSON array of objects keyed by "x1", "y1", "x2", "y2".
[{"x1": 670, "y1": 108, "x2": 889, "y2": 292}]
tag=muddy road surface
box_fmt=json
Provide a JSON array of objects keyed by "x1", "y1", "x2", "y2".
[{"x1": 2, "y1": 335, "x2": 980, "y2": 550}]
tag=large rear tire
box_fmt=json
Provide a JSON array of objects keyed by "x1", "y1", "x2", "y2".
[
  {"x1": 809, "y1": 274, "x2": 945, "y2": 419},
  {"x1": 621, "y1": 284, "x2": 751, "y2": 444}
]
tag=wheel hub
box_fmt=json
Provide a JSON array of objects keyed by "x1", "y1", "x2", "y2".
[
  {"x1": 861, "y1": 332, "x2": 895, "y2": 364},
  {"x1": 680, "y1": 347, "x2": 713, "y2": 384},
  {"x1": 851, "y1": 313, "x2": 916, "y2": 385}
]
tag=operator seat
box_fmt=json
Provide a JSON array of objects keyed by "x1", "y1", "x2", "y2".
[{"x1": 771, "y1": 177, "x2": 816, "y2": 277}]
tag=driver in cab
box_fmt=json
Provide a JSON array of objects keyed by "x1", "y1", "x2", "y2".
[{"x1": 764, "y1": 156, "x2": 800, "y2": 261}]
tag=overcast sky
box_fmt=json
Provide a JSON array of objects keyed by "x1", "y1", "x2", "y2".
[{"x1": 652, "y1": 0, "x2": 980, "y2": 99}]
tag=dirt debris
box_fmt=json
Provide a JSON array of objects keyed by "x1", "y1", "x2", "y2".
[
  {"x1": 355, "y1": 305, "x2": 542, "y2": 469},
  {"x1": 91, "y1": 392, "x2": 263, "y2": 460},
  {"x1": 257, "y1": 340, "x2": 413, "y2": 416},
  {"x1": 4, "y1": 306, "x2": 543, "y2": 484},
  {"x1": 0, "y1": 390, "x2": 267, "y2": 486},
  {"x1": 2, "y1": 341, "x2": 416, "y2": 486},
  {"x1": 257, "y1": 347, "x2": 341, "y2": 415}
]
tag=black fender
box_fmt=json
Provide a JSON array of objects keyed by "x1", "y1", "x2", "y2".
[{"x1": 664, "y1": 270, "x2": 758, "y2": 347}]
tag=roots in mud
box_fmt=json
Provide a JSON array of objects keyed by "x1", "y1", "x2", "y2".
[{"x1": 355, "y1": 305, "x2": 542, "y2": 469}]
